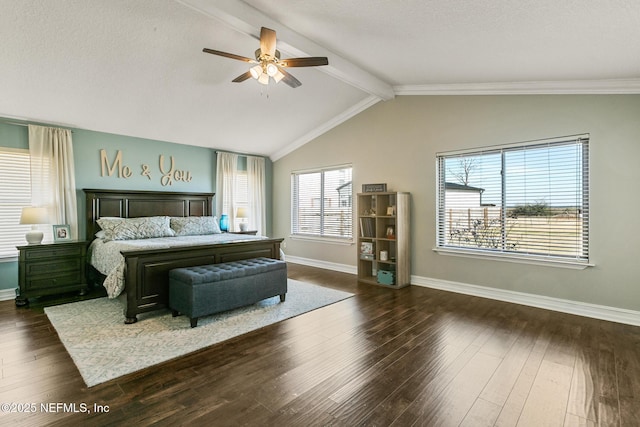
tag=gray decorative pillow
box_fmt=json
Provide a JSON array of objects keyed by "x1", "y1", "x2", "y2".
[
  {"x1": 97, "y1": 216, "x2": 174, "y2": 241},
  {"x1": 170, "y1": 216, "x2": 221, "y2": 236}
]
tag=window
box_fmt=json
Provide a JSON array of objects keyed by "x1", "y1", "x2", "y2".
[
  {"x1": 436, "y1": 134, "x2": 589, "y2": 265},
  {"x1": 221, "y1": 170, "x2": 248, "y2": 230},
  {"x1": 0, "y1": 148, "x2": 33, "y2": 258},
  {"x1": 292, "y1": 165, "x2": 353, "y2": 239}
]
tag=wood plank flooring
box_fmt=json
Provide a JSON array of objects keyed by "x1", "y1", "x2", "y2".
[{"x1": 0, "y1": 263, "x2": 639, "y2": 426}]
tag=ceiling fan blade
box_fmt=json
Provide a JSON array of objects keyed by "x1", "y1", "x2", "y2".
[
  {"x1": 203, "y1": 48, "x2": 256, "y2": 63},
  {"x1": 232, "y1": 71, "x2": 252, "y2": 83},
  {"x1": 279, "y1": 57, "x2": 329, "y2": 67},
  {"x1": 260, "y1": 27, "x2": 277, "y2": 58},
  {"x1": 279, "y1": 68, "x2": 302, "y2": 88}
]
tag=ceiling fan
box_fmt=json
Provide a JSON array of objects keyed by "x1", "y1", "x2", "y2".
[{"x1": 203, "y1": 27, "x2": 328, "y2": 88}]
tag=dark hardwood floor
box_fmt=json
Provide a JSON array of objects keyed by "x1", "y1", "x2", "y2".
[{"x1": 1, "y1": 263, "x2": 639, "y2": 426}]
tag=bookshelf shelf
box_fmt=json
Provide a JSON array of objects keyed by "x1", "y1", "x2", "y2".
[{"x1": 357, "y1": 191, "x2": 410, "y2": 288}]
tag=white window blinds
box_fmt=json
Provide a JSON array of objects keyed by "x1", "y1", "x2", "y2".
[
  {"x1": 437, "y1": 135, "x2": 589, "y2": 263},
  {"x1": 291, "y1": 165, "x2": 353, "y2": 239},
  {"x1": 0, "y1": 148, "x2": 33, "y2": 258}
]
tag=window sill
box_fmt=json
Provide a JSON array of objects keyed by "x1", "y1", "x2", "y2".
[
  {"x1": 433, "y1": 247, "x2": 593, "y2": 270},
  {"x1": 290, "y1": 235, "x2": 353, "y2": 246}
]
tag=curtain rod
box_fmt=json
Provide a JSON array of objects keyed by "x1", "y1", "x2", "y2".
[
  {"x1": 0, "y1": 119, "x2": 74, "y2": 133},
  {"x1": 215, "y1": 150, "x2": 267, "y2": 159}
]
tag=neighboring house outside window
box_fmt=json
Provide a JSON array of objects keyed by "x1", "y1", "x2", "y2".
[
  {"x1": 291, "y1": 165, "x2": 353, "y2": 240},
  {"x1": 436, "y1": 134, "x2": 589, "y2": 266}
]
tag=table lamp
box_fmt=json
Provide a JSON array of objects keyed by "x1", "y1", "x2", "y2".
[
  {"x1": 236, "y1": 207, "x2": 249, "y2": 231},
  {"x1": 20, "y1": 206, "x2": 49, "y2": 244}
]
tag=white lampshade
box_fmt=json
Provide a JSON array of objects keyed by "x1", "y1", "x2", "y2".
[
  {"x1": 20, "y1": 206, "x2": 49, "y2": 225},
  {"x1": 273, "y1": 69, "x2": 285, "y2": 83},
  {"x1": 236, "y1": 207, "x2": 248, "y2": 218},
  {"x1": 258, "y1": 73, "x2": 269, "y2": 85},
  {"x1": 249, "y1": 64, "x2": 263, "y2": 79},
  {"x1": 19, "y1": 206, "x2": 49, "y2": 244}
]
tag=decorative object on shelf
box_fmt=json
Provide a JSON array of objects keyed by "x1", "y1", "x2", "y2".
[
  {"x1": 219, "y1": 214, "x2": 229, "y2": 232},
  {"x1": 360, "y1": 242, "x2": 373, "y2": 254},
  {"x1": 385, "y1": 225, "x2": 395, "y2": 239},
  {"x1": 53, "y1": 224, "x2": 72, "y2": 242},
  {"x1": 379, "y1": 250, "x2": 388, "y2": 261},
  {"x1": 386, "y1": 206, "x2": 396, "y2": 216},
  {"x1": 19, "y1": 206, "x2": 49, "y2": 245},
  {"x1": 377, "y1": 269, "x2": 395, "y2": 285},
  {"x1": 362, "y1": 183, "x2": 387, "y2": 193},
  {"x1": 236, "y1": 207, "x2": 249, "y2": 232},
  {"x1": 360, "y1": 242, "x2": 374, "y2": 260}
]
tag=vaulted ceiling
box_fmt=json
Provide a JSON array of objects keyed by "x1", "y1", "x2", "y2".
[{"x1": 2, "y1": 0, "x2": 639, "y2": 160}]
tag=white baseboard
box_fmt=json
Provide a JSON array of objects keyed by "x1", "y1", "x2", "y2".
[
  {"x1": 286, "y1": 256, "x2": 356, "y2": 275},
  {"x1": 0, "y1": 288, "x2": 17, "y2": 302},
  {"x1": 412, "y1": 275, "x2": 640, "y2": 327},
  {"x1": 285, "y1": 257, "x2": 640, "y2": 326}
]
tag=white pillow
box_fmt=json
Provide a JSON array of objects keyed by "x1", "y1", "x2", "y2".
[
  {"x1": 97, "y1": 216, "x2": 174, "y2": 241},
  {"x1": 170, "y1": 216, "x2": 221, "y2": 236}
]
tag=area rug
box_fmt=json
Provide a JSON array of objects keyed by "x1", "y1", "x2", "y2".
[{"x1": 44, "y1": 280, "x2": 353, "y2": 387}]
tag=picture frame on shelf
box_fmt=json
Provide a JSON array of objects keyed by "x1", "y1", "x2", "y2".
[
  {"x1": 360, "y1": 242, "x2": 374, "y2": 254},
  {"x1": 385, "y1": 225, "x2": 395, "y2": 239},
  {"x1": 53, "y1": 224, "x2": 71, "y2": 242},
  {"x1": 386, "y1": 206, "x2": 396, "y2": 216}
]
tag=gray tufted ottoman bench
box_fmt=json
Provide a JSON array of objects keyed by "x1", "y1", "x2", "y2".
[{"x1": 168, "y1": 257, "x2": 287, "y2": 327}]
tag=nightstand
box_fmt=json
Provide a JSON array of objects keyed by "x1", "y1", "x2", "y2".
[
  {"x1": 15, "y1": 240, "x2": 88, "y2": 306},
  {"x1": 227, "y1": 230, "x2": 258, "y2": 235}
]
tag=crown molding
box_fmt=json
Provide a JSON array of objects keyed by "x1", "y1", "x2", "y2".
[
  {"x1": 270, "y1": 95, "x2": 381, "y2": 161},
  {"x1": 394, "y1": 78, "x2": 640, "y2": 95}
]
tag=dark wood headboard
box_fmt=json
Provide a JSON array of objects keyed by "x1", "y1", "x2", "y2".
[{"x1": 84, "y1": 189, "x2": 214, "y2": 241}]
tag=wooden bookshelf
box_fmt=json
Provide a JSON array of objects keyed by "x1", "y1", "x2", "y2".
[{"x1": 357, "y1": 192, "x2": 410, "y2": 288}]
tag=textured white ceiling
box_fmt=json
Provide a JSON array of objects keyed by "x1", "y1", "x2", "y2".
[{"x1": 1, "y1": 0, "x2": 639, "y2": 159}]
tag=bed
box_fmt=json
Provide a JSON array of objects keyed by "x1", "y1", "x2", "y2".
[{"x1": 84, "y1": 189, "x2": 283, "y2": 324}]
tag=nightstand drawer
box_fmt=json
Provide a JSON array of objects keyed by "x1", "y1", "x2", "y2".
[
  {"x1": 23, "y1": 245, "x2": 84, "y2": 261},
  {"x1": 25, "y1": 258, "x2": 84, "y2": 276},
  {"x1": 25, "y1": 271, "x2": 84, "y2": 291}
]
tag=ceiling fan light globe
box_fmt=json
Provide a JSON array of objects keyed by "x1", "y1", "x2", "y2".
[
  {"x1": 273, "y1": 70, "x2": 285, "y2": 83},
  {"x1": 258, "y1": 73, "x2": 269, "y2": 85},
  {"x1": 266, "y1": 63, "x2": 278, "y2": 77},
  {"x1": 249, "y1": 65, "x2": 263, "y2": 79}
]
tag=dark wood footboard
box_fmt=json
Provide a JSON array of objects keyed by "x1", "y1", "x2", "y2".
[{"x1": 121, "y1": 238, "x2": 283, "y2": 323}]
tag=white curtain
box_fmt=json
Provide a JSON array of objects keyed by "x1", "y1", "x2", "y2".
[
  {"x1": 28, "y1": 125, "x2": 78, "y2": 240},
  {"x1": 247, "y1": 156, "x2": 266, "y2": 235},
  {"x1": 216, "y1": 152, "x2": 238, "y2": 228}
]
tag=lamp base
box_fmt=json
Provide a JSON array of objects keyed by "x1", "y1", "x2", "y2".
[
  {"x1": 25, "y1": 229, "x2": 44, "y2": 245},
  {"x1": 239, "y1": 222, "x2": 248, "y2": 232}
]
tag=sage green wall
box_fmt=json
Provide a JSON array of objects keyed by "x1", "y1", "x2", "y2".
[
  {"x1": 273, "y1": 95, "x2": 640, "y2": 311},
  {"x1": 0, "y1": 120, "x2": 273, "y2": 293}
]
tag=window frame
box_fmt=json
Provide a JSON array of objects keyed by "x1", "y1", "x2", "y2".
[
  {"x1": 435, "y1": 134, "x2": 591, "y2": 269},
  {"x1": 291, "y1": 164, "x2": 353, "y2": 242}
]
